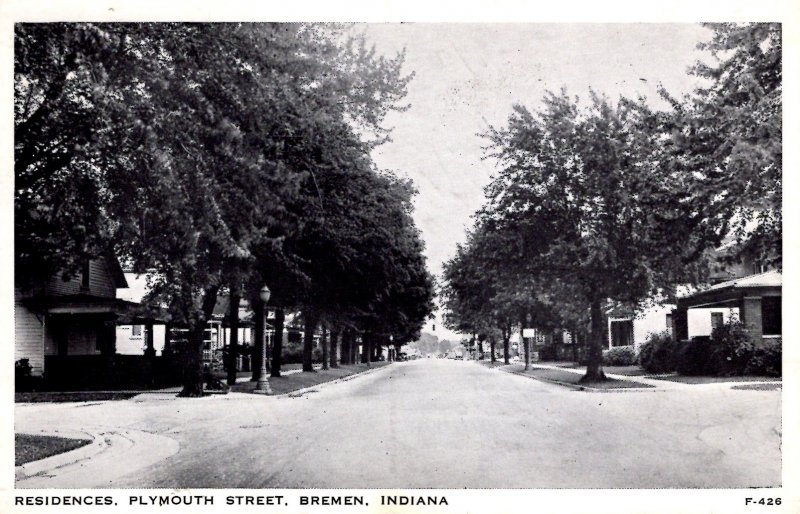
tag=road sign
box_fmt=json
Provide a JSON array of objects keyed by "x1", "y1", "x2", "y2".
[{"x1": 522, "y1": 328, "x2": 535, "y2": 338}]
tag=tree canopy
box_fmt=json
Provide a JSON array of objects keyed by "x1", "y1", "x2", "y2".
[{"x1": 15, "y1": 22, "x2": 433, "y2": 396}]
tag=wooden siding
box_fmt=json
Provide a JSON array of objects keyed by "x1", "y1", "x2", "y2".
[
  {"x1": 14, "y1": 289, "x2": 44, "y2": 375},
  {"x1": 45, "y1": 258, "x2": 116, "y2": 298}
]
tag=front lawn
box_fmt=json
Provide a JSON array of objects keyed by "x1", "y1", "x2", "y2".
[
  {"x1": 646, "y1": 374, "x2": 781, "y2": 385},
  {"x1": 230, "y1": 362, "x2": 389, "y2": 395},
  {"x1": 504, "y1": 365, "x2": 654, "y2": 389},
  {"x1": 551, "y1": 364, "x2": 649, "y2": 376},
  {"x1": 15, "y1": 434, "x2": 91, "y2": 466},
  {"x1": 731, "y1": 383, "x2": 782, "y2": 391},
  {"x1": 477, "y1": 360, "x2": 512, "y2": 368},
  {"x1": 211, "y1": 363, "x2": 310, "y2": 381},
  {"x1": 15, "y1": 392, "x2": 139, "y2": 403}
]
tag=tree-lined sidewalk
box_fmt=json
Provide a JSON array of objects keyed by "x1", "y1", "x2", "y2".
[
  {"x1": 441, "y1": 23, "x2": 781, "y2": 384},
  {"x1": 15, "y1": 23, "x2": 434, "y2": 396}
]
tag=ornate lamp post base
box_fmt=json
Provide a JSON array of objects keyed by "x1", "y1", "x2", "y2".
[
  {"x1": 253, "y1": 284, "x2": 273, "y2": 395},
  {"x1": 254, "y1": 375, "x2": 272, "y2": 394}
]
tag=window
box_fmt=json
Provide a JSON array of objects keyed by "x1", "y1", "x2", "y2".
[
  {"x1": 711, "y1": 312, "x2": 724, "y2": 331},
  {"x1": 665, "y1": 313, "x2": 673, "y2": 335},
  {"x1": 610, "y1": 320, "x2": 634, "y2": 347},
  {"x1": 132, "y1": 325, "x2": 142, "y2": 337},
  {"x1": 762, "y1": 297, "x2": 782, "y2": 336}
]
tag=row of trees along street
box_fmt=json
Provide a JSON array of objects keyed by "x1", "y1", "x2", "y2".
[
  {"x1": 441, "y1": 23, "x2": 781, "y2": 382},
  {"x1": 15, "y1": 23, "x2": 435, "y2": 396}
]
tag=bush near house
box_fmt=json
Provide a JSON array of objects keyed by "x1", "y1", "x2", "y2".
[
  {"x1": 676, "y1": 318, "x2": 782, "y2": 377},
  {"x1": 676, "y1": 336, "x2": 721, "y2": 375},
  {"x1": 281, "y1": 341, "x2": 323, "y2": 365},
  {"x1": 709, "y1": 318, "x2": 756, "y2": 375},
  {"x1": 638, "y1": 331, "x2": 678, "y2": 373},
  {"x1": 539, "y1": 344, "x2": 558, "y2": 361},
  {"x1": 744, "y1": 337, "x2": 782, "y2": 377},
  {"x1": 15, "y1": 359, "x2": 32, "y2": 391},
  {"x1": 602, "y1": 345, "x2": 637, "y2": 366}
]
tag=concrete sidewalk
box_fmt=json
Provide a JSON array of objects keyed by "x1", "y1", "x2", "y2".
[
  {"x1": 15, "y1": 425, "x2": 181, "y2": 488},
  {"x1": 484, "y1": 361, "x2": 780, "y2": 391},
  {"x1": 15, "y1": 363, "x2": 392, "y2": 487}
]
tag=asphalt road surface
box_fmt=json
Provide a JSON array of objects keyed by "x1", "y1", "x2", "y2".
[{"x1": 16, "y1": 359, "x2": 781, "y2": 488}]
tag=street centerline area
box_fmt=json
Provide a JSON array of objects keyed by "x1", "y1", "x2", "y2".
[{"x1": 15, "y1": 359, "x2": 780, "y2": 489}]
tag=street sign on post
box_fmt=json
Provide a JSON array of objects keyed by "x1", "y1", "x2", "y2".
[{"x1": 522, "y1": 328, "x2": 535, "y2": 338}]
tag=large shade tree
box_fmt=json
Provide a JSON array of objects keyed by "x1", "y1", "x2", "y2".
[
  {"x1": 481, "y1": 90, "x2": 712, "y2": 381},
  {"x1": 657, "y1": 22, "x2": 781, "y2": 267},
  {"x1": 14, "y1": 22, "x2": 416, "y2": 396}
]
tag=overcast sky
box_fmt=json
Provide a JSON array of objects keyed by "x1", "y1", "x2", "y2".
[{"x1": 361, "y1": 23, "x2": 714, "y2": 340}]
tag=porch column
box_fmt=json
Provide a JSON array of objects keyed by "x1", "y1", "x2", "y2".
[
  {"x1": 740, "y1": 296, "x2": 764, "y2": 345},
  {"x1": 672, "y1": 303, "x2": 688, "y2": 342},
  {"x1": 144, "y1": 321, "x2": 156, "y2": 358},
  {"x1": 163, "y1": 323, "x2": 173, "y2": 357},
  {"x1": 100, "y1": 320, "x2": 117, "y2": 355}
]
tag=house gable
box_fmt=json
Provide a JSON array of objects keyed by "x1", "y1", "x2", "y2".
[{"x1": 45, "y1": 256, "x2": 120, "y2": 298}]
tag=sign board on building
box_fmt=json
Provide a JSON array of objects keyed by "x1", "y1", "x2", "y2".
[{"x1": 522, "y1": 328, "x2": 535, "y2": 338}]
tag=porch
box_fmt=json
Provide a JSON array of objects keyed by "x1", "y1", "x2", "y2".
[{"x1": 672, "y1": 270, "x2": 782, "y2": 345}]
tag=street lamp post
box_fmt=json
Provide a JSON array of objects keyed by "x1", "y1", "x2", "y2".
[{"x1": 254, "y1": 285, "x2": 272, "y2": 394}]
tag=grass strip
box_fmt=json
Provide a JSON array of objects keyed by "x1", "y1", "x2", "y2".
[
  {"x1": 505, "y1": 364, "x2": 654, "y2": 389},
  {"x1": 231, "y1": 362, "x2": 390, "y2": 395},
  {"x1": 15, "y1": 392, "x2": 138, "y2": 403},
  {"x1": 15, "y1": 434, "x2": 91, "y2": 466}
]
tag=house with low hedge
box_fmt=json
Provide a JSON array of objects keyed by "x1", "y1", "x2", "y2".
[
  {"x1": 14, "y1": 255, "x2": 173, "y2": 390},
  {"x1": 672, "y1": 270, "x2": 781, "y2": 347}
]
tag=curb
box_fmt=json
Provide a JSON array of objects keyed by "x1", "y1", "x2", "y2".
[
  {"x1": 15, "y1": 427, "x2": 182, "y2": 488},
  {"x1": 272, "y1": 363, "x2": 394, "y2": 398},
  {"x1": 15, "y1": 429, "x2": 105, "y2": 480}
]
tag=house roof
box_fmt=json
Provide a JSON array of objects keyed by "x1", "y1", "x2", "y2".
[
  {"x1": 21, "y1": 293, "x2": 168, "y2": 322},
  {"x1": 686, "y1": 270, "x2": 782, "y2": 296},
  {"x1": 211, "y1": 295, "x2": 255, "y2": 326},
  {"x1": 676, "y1": 270, "x2": 781, "y2": 309},
  {"x1": 104, "y1": 252, "x2": 129, "y2": 289}
]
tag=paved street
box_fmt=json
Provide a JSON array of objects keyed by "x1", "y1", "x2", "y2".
[{"x1": 16, "y1": 359, "x2": 780, "y2": 489}]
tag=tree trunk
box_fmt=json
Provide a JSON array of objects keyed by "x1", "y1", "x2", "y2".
[
  {"x1": 571, "y1": 325, "x2": 579, "y2": 363},
  {"x1": 330, "y1": 330, "x2": 340, "y2": 368},
  {"x1": 251, "y1": 298, "x2": 264, "y2": 382},
  {"x1": 340, "y1": 330, "x2": 350, "y2": 365},
  {"x1": 179, "y1": 285, "x2": 219, "y2": 397},
  {"x1": 321, "y1": 325, "x2": 329, "y2": 370},
  {"x1": 503, "y1": 326, "x2": 510, "y2": 365},
  {"x1": 226, "y1": 291, "x2": 241, "y2": 386},
  {"x1": 490, "y1": 339, "x2": 496, "y2": 364},
  {"x1": 521, "y1": 319, "x2": 531, "y2": 371},
  {"x1": 270, "y1": 308, "x2": 284, "y2": 378},
  {"x1": 365, "y1": 333, "x2": 372, "y2": 367},
  {"x1": 477, "y1": 339, "x2": 484, "y2": 360},
  {"x1": 582, "y1": 298, "x2": 607, "y2": 382},
  {"x1": 302, "y1": 310, "x2": 318, "y2": 372}
]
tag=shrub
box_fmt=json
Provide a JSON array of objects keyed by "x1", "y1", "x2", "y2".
[
  {"x1": 539, "y1": 344, "x2": 558, "y2": 361},
  {"x1": 745, "y1": 338, "x2": 782, "y2": 377},
  {"x1": 602, "y1": 345, "x2": 637, "y2": 366},
  {"x1": 710, "y1": 318, "x2": 754, "y2": 375},
  {"x1": 638, "y1": 331, "x2": 677, "y2": 373},
  {"x1": 15, "y1": 358, "x2": 32, "y2": 391},
  {"x1": 676, "y1": 336, "x2": 723, "y2": 375}
]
